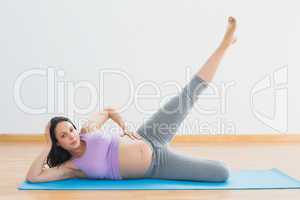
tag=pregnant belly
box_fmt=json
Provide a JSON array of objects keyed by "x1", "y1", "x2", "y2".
[{"x1": 118, "y1": 134, "x2": 153, "y2": 178}]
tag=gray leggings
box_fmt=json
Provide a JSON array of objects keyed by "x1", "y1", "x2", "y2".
[{"x1": 136, "y1": 74, "x2": 230, "y2": 182}]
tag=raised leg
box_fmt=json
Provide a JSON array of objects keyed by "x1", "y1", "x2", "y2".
[
  {"x1": 136, "y1": 74, "x2": 208, "y2": 147},
  {"x1": 197, "y1": 16, "x2": 237, "y2": 82},
  {"x1": 137, "y1": 16, "x2": 237, "y2": 147}
]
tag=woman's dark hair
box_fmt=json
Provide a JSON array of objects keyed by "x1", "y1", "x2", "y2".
[{"x1": 46, "y1": 116, "x2": 77, "y2": 168}]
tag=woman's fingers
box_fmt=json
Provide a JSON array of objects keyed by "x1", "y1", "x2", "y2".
[
  {"x1": 120, "y1": 131, "x2": 130, "y2": 138},
  {"x1": 133, "y1": 132, "x2": 142, "y2": 140},
  {"x1": 121, "y1": 130, "x2": 142, "y2": 140},
  {"x1": 129, "y1": 133, "x2": 136, "y2": 140},
  {"x1": 126, "y1": 131, "x2": 136, "y2": 140},
  {"x1": 129, "y1": 132, "x2": 142, "y2": 140}
]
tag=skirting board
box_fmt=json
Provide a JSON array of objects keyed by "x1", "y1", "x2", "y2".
[{"x1": 1, "y1": 134, "x2": 300, "y2": 143}]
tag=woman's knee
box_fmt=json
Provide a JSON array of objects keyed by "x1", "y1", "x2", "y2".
[{"x1": 213, "y1": 161, "x2": 230, "y2": 182}]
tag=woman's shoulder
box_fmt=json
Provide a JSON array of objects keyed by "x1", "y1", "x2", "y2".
[
  {"x1": 64, "y1": 159, "x2": 87, "y2": 178},
  {"x1": 64, "y1": 159, "x2": 77, "y2": 169}
]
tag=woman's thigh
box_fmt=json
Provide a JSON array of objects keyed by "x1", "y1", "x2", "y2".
[{"x1": 149, "y1": 147, "x2": 230, "y2": 182}]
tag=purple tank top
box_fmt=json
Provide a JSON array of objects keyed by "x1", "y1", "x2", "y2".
[{"x1": 71, "y1": 131, "x2": 122, "y2": 180}]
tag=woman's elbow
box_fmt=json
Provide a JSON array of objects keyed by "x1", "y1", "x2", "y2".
[
  {"x1": 25, "y1": 175, "x2": 47, "y2": 183},
  {"x1": 104, "y1": 106, "x2": 118, "y2": 113},
  {"x1": 26, "y1": 176, "x2": 38, "y2": 183}
]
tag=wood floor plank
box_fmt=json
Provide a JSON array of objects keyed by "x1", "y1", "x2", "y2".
[{"x1": 1, "y1": 141, "x2": 300, "y2": 200}]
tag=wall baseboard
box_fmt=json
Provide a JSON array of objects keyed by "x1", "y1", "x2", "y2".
[
  {"x1": 1, "y1": 133, "x2": 300, "y2": 143},
  {"x1": 172, "y1": 134, "x2": 300, "y2": 143}
]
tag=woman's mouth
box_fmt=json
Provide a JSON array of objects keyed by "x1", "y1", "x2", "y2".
[{"x1": 70, "y1": 140, "x2": 77, "y2": 145}]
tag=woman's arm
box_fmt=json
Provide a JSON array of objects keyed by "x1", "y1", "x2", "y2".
[
  {"x1": 81, "y1": 106, "x2": 128, "y2": 134},
  {"x1": 26, "y1": 123, "x2": 52, "y2": 181},
  {"x1": 25, "y1": 147, "x2": 76, "y2": 183},
  {"x1": 104, "y1": 106, "x2": 128, "y2": 132},
  {"x1": 26, "y1": 124, "x2": 77, "y2": 183},
  {"x1": 80, "y1": 110, "x2": 110, "y2": 134},
  {"x1": 81, "y1": 106, "x2": 141, "y2": 139},
  {"x1": 25, "y1": 146, "x2": 51, "y2": 182},
  {"x1": 105, "y1": 106, "x2": 142, "y2": 140}
]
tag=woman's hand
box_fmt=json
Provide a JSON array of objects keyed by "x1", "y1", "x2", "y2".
[
  {"x1": 120, "y1": 129, "x2": 143, "y2": 140},
  {"x1": 79, "y1": 126, "x2": 89, "y2": 134},
  {"x1": 44, "y1": 122, "x2": 52, "y2": 147}
]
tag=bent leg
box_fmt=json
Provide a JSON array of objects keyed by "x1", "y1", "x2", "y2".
[{"x1": 148, "y1": 147, "x2": 230, "y2": 182}]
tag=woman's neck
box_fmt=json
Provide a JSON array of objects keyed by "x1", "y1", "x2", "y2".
[{"x1": 70, "y1": 140, "x2": 86, "y2": 158}]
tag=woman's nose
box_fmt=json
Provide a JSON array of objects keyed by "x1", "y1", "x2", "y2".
[{"x1": 69, "y1": 134, "x2": 76, "y2": 140}]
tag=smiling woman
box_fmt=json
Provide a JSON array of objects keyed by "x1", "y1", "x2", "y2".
[
  {"x1": 25, "y1": 16, "x2": 236, "y2": 183},
  {"x1": 47, "y1": 107, "x2": 131, "y2": 168},
  {"x1": 47, "y1": 117, "x2": 79, "y2": 168},
  {"x1": 25, "y1": 113, "x2": 153, "y2": 182}
]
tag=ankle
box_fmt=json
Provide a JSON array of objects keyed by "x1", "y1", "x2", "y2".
[{"x1": 217, "y1": 43, "x2": 229, "y2": 53}]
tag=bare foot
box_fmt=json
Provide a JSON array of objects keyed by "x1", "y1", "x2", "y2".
[{"x1": 221, "y1": 16, "x2": 237, "y2": 48}]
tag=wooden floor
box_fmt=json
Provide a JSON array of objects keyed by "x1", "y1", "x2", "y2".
[{"x1": 1, "y1": 141, "x2": 300, "y2": 200}]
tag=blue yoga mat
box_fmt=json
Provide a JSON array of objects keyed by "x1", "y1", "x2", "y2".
[{"x1": 18, "y1": 168, "x2": 300, "y2": 190}]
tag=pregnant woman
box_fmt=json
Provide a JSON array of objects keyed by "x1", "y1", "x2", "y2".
[{"x1": 26, "y1": 16, "x2": 237, "y2": 183}]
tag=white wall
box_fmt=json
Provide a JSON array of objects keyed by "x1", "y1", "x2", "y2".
[{"x1": 0, "y1": 0, "x2": 294, "y2": 135}]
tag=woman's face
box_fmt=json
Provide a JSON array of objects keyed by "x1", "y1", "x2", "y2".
[{"x1": 54, "y1": 121, "x2": 80, "y2": 150}]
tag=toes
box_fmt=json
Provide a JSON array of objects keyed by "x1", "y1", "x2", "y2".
[{"x1": 228, "y1": 16, "x2": 236, "y2": 24}]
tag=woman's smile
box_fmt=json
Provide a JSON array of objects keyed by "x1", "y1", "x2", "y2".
[{"x1": 70, "y1": 140, "x2": 77, "y2": 146}]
